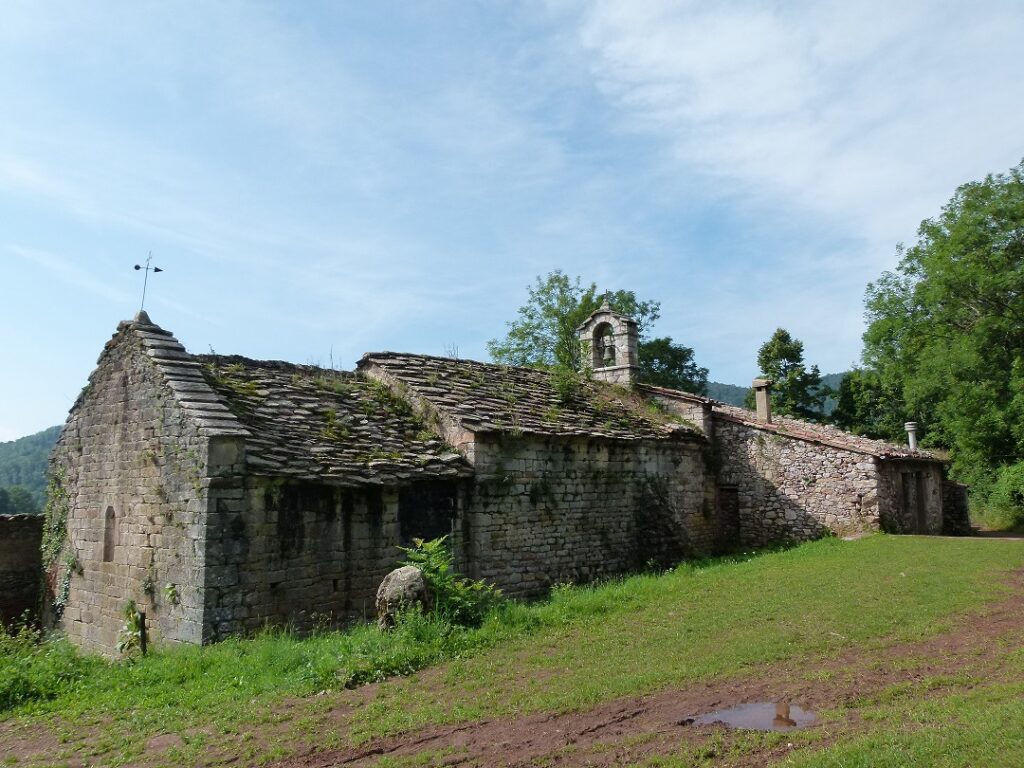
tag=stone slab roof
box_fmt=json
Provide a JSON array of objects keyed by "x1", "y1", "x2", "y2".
[
  {"x1": 712, "y1": 402, "x2": 942, "y2": 462},
  {"x1": 638, "y1": 381, "x2": 940, "y2": 462},
  {"x1": 96, "y1": 314, "x2": 252, "y2": 440},
  {"x1": 359, "y1": 353, "x2": 700, "y2": 440},
  {"x1": 198, "y1": 355, "x2": 470, "y2": 485}
]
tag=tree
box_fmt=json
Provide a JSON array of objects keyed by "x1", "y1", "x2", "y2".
[
  {"x1": 638, "y1": 336, "x2": 709, "y2": 394},
  {"x1": 830, "y1": 368, "x2": 906, "y2": 441},
  {"x1": 745, "y1": 328, "x2": 826, "y2": 420},
  {"x1": 488, "y1": 270, "x2": 707, "y2": 394},
  {"x1": 0, "y1": 485, "x2": 39, "y2": 514},
  {"x1": 863, "y1": 159, "x2": 1024, "y2": 488}
]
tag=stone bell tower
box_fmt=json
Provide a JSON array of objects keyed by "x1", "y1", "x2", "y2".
[{"x1": 576, "y1": 298, "x2": 640, "y2": 385}]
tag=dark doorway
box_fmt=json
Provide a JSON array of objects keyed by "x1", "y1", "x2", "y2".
[
  {"x1": 915, "y1": 472, "x2": 928, "y2": 533},
  {"x1": 716, "y1": 486, "x2": 740, "y2": 550},
  {"x1": 398, "y1": 481, "x2": 458, "y2": 545},
  {"x1": 901, "y1": 471, "x2": 929, "y2": 534}
]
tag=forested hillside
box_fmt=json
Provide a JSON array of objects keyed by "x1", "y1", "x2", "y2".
[
  {"x1": 0, "y1": 425, "x2": 60, "y2": 507},
  {"x1": 706, "y1": 374, "x2": 846, "y2": 414},
  {"x1": 705, "y1": 381, "x2": 749, "y2": 406}
]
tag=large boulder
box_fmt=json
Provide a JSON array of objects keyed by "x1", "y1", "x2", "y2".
[{"x1": 375, "y1": 565, "x2": 432, "y2": 630}]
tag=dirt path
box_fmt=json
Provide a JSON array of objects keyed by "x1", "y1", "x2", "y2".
[{"x1": 270, "y1": 572, "x2": 1024, "y2": 768}]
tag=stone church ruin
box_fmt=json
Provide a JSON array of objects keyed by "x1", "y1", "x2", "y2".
[{"x1": 34, "y1": 305, "x2": 967, "y2": 653}]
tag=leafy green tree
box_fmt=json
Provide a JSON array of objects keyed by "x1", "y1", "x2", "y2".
[
  {"x1": 830, "y1": 368, "x2": 906, "y2": 440},
  {"x1": 745, "y1": 328, "x2": 826, "y2": 420},
  {"x1": 488, "y1": 271, "x2": 707, "y2": 393},
  {"x1": 863, "y1": 159, "x2": 1024, "y2": 487},
  {"x1": 638, "y1": 336, "x2": 708, "y2": 394},
  {"x1": 0, "y1": 485, "x2": 39, "y2": 514}
]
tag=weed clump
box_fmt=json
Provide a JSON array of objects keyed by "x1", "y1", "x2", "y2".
[
  {"x1": 397, "y1": 536, "x2": 502, "y2": 628},
  {"x1": 0, "y1": 624, "x2": 98, "y2": 711}
]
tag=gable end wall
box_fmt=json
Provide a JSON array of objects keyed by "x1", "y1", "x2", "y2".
[{"x1": 48, "y1": 330, "x2": 212, "y2": 654}]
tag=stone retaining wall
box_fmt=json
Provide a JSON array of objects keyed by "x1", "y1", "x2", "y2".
[{"x1": 0, "y1": 514, "x2": 42, "y2": 626}]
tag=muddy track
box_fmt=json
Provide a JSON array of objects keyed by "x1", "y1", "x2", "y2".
[{"x1": 272, "y1": 572, "x2": 1024, "y2": 767}]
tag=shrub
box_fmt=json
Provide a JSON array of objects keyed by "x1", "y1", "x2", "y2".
[
  {"x1": 0, "y1": 625, "x2": 97, "y2": 712},
  {"x1": 397, "y1": 536, "x2": 502, "y2": 627},
  {"x1": 982, "y1": 461, "x2": 1024, "y2": 530}
]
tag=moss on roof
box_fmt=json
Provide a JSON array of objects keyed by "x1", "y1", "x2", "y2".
[
  {"x1": 359, "y1": 353, "x2": 702, "y2": 441},
  {"x1": 198, "y1": 355, "x2": 470, "y2": 485}
]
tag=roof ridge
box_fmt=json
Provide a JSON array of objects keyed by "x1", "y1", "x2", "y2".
[
  {"x1": 122, "y1": 319, "x2": 250, "y2": 439},
  {"x1": 359, "y1": 351, "x2": 550, "y2": 376},
  {"x1": 198, "y1": 353, "x2": 358, "y2": 377},
  {"x1": 711, "y1": 404, "x2": 940, "y2": 461}
]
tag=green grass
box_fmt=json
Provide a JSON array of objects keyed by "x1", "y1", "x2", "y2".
[
  {"x1": 2, "y1": 535, "x2": 1023, "y2": 766},
  {"x1": 348, "y1": 535, "x2": 1024, "y2": 741},
  {"x1": 782, "y1": 649, "x2": 1024, "y2": 767}
]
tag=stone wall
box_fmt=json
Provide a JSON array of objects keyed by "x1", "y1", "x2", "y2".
[
  {"x1": 0, "y1": 514, "x2": 42, "y2": 626},
  {"x1": 49, "y1": 329, "x2": 210, "y2": 654},
  {"x1": 458, "y1": 433, "x2": 714, "y2": 596},
  {"x1": 714, "y1": 418, "x2": 881, "y2": 546},
  {"x1": 203, "y1": 475, "x2": 415, "y2": 638},
  {"x1": 942, "y1": 480, "x2": 971, "y2": 535},
  {"x1": 877, "y1": 461, "x2": 944, "y2": 534}
]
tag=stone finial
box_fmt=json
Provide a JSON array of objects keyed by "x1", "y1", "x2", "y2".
[
  {"x1": 577, "y1": 301, "x2": 640, "y2": 385},
  {"x1": 134, "y1": 310, "x2": 152, "y2": 325},
  {"x1": 752, "y1": 378, "x2": 773, "y2": 424},
  {"x1": 904, "y1": 421, "x2": 919, "y2": 451}
]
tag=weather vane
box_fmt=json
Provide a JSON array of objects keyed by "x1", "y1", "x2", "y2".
[{"x1": 134, "y1": 252, "x2": 163, "y2": 311}]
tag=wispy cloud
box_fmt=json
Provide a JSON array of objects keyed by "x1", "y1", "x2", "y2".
[
  {"x1": 569, "y1": 0, "x2": 1024, "y2": 254},
  {"x1": 7, "y1": 244, "x2": 132, "y2": 304}
]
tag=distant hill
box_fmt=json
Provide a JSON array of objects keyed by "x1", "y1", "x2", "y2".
[
  {"x1": 707, "y1": 373, "x2": 848, "y2": 415},
  {"x1": 0, "y1": 425, "x2": 61, "y2": 505},
  {"x1": 819, "y1": 372, "x2": 846, "y2": 416},
  {"x1": 706, "y1": 381, "x2": 750, "y2": 407}
]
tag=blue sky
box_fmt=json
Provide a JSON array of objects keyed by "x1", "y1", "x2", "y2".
[{"x1": 2, "y1": 1, "x2": 1023, "y2": 441}]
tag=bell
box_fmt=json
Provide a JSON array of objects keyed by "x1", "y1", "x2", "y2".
[{"x1": 602, "y1": 335, "x2": 615, "y2": 364}]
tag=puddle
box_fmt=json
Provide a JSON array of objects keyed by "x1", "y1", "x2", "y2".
[{"x1": 688, "y1": 702, "x2": 816, "y2": 731}]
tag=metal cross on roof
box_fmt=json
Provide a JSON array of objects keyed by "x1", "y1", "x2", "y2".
[{"x1": 134, "y1": 252, "x2": 163, "y2": 311}]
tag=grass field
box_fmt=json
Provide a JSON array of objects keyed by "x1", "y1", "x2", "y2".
[{"x1": 2, "y1": 534, "x2": 1023, "y2": 766}]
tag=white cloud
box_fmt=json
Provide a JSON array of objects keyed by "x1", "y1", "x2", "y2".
[
  {"x1": 570, "y1": 0, "x2": 1024, "y2": 255},
  {"x1": 7, "y1": 244, "x2": 132, "y2": 304}
]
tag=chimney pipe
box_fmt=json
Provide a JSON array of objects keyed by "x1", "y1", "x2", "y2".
[
  {"x1": 752, "y1": 378, "x2": 773, "y2": 424},
  {"x1": 905, "y1": 421, "x2": 919, "y2": 451}
]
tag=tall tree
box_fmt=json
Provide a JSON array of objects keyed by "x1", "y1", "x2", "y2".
[
  {"x1": 830, "y1": 368, "x2": 906, "y2": 441},
  {"x1": 639, "y1": 336, "x2": 709, "y2": 394},
  {"x1": 746, "y1": 328, "x2": 826, "y2": 420},
  {"x1": 863, "y1": 159, "x2": 1024, "y2": 488},
  {"x1": 0, "y1": 485, "x2": 39, "y2": 514},
  {"x1": 488, "y1": 270, "x2": 707, "y2": 394}
]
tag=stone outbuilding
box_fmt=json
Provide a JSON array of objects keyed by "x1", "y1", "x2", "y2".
[{"x1": 41, "y1": 308, "x2": 965, "y2": 654}]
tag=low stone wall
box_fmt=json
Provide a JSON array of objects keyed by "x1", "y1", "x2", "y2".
[
  {"x1": 460, "y1": 433, "x2": 714, "y2": 596},
  {"x1": 0, "y1": 514, "x2": 42, "y2": 626},
  {"x1": 941, "y1": 480, "x2": 971, "y2": 535},
  {"x1": 713, "y1": 418, "x2": 881, "y2": 546}
]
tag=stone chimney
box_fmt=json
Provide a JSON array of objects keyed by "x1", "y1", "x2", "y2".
[
  {"x1": 752, "y1": 378, "x2": 773, "y2": 423},
  {"x1": 576, "y1": 299, "x2": 640, "y2": 385},
  {"x1": 905, "y1": 421, "x2": 919, "y2": 451}
]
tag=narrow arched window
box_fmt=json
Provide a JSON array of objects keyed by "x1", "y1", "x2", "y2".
[
  {"x1": 593, "y1": 323, "x2": 615, "y2": 368},
  {"x1": 103, "y1": 506, "x2": 116, "y2": 562}
]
